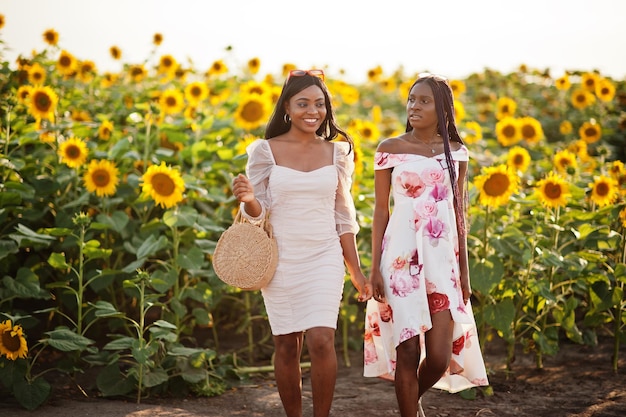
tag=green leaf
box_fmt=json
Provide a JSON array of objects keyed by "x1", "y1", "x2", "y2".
[
  {"x1": 469, "y1": 255, "x2": 504, "y2": 296},
  {"x1": 12, "y1": 376, "x2": 51, "y2": 410},
  {"x1": 0, "y1": 238, "x2": 19, "y2": 260},
  {"x1": 103, "y1": 336, "x2": 136, "y2": 351},
  {"x1": 97, "y1": 363, "x2": 135, "y2": 397},
  {"x1": 93, "y1": 211, "x2": 130, "y2": 234},
  {"x1": 48, "y1": 252, "x2": 70, "y2": 269},
  {"x1": 10, "y1": 224, "x2": 56, "y2": 247},
  {"x1": 163, "y1": 205, "x2": 198, "y2": 228},
  {"x1": 2, "y1": 267, "x2": 48, "y2": 299},
  {"x1": 142, "y1": 368, "x2": 169, "y2": 388},
  {"x1": 177, "y1": 246, "x2": 206, "y2": 270},
  {"x1": 152, "y1": 319, "x2": 177, "y2": 329},
  {"x1": 44, "y1": 328, "x2": 95, "y2": 351},
  {"x1": 483, "y1": 299, "x2": 515, "y2": 341},
  {"x1": 136, "y1": 234, "x2": 169, "y2": 259},
  {"x1": 180, "y1": 367, "x2": 208, "y2": 383},
  {"x1": 90, "y1": 301, "x2": 122, "y2": 317}
]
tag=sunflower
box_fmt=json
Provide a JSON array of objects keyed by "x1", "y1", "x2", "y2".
[
  {"x1": 0, "y1": 320, "x2": 28, "y2": 360},
  {"x1": 83, "y1": 159, "x2": 119, "y2": 197},
  {"x1": 534, "y1": 172, "x2": 570, "y2": 208},
  {"x1": 236, "y1": 134, "x2": 258, "y2": 156},
  {"x1": 98, "y1": 120, "x2": 114, "y2": 140},
  {"x1": 27, "y1": 86, "x2": 58, "y2": 121},
  {"x1": 206, "y1": 60, "x2": 228, "y2": 77},
  {"x1": 367, "y1": 65, "x2": 383, "y2": 82},
  {"x1": 184, "y1": 81, "x2": 209, "y2": 106},
  {"x1": 553, "y1": 149, "x2": 578, "y2": 174},
  {"x1": 559, "y1": 120, "x2": 573, "y2": 135},
  {"x1": 159, "y1": 88, "x2": 185, "y2": 115},
  {"x1": 42, "y1": 28, "x2": 59, "y2": 46},
  {"x1": 495, "y1": 97, "x2": 517, "y2": 120},
  {"x1": 473, "y1": 164, "x2": 519, "y2": 208},
  {"x1": 158, "y1": 54, "x2": 178, "y2": 75},
  {"x1": 588, "y1": 175, "x2": 619, "y2": 207},
  {"x1": 71, "y1": 109, "x2": 91, "y2": 122},
  {"x1": 57, "y1": 50, "x2": 78, "y2": 76},
  {"x1": 379, "y1": 77, "x2": 397, "y2": 94},
  {"x1": 580, "y1": 72, "x2": 599, "y2": 92},
  {"x1": 506, "y1": 146, "x2": 531, "y2": 173},
  {"x1": 571, "y1": 88, "x2": 595, "y2": 110},
  {"x1": 555, "y1": 74, "x2": 571, "y2": 91},
  {"x1": 595, "y1": 78, "x2": 616, "y2": 102},
  {"x1": 577, "y1": 120, "x2": 601, "y2": 144},
  {"x1": 77, "y1": 60, "x2": 97, "y2": 83},
  {"x1": 495, "y1": 117, "x2": 521, "y2": 146},
  {"x1": 247, "y1": 57, "x2": 261, "y2": 74},
  {"x1": 449, "y1": 80, "x2": 466, "y2": 98},
  {"x1": 234, "y1": 94, "x2": 271, "y2": 131},
  {"x1": 153, "y1": 33, "x2": 163, "y2": 46},
  {"x1": 354, "y1": 119, "x2": 380, "y2": 144},
  {"x1": 0, "y1": 14, "x2": 4, "y2": 30},
  {"x1": 454, "y1": 99, "x2": 466, "y2": 122},
  {"x1": 27, "y1": 62, "x2": 46, "y2": 85},
  {"x1": 109, "y1": 45, "x2": 122, "y2": 60},
  {"x1": 609, "y1": 160, "x2": 626, "y2": 178},
  {"x1": 101, "y1": 72, "x2": 118, "y2": 88},
  {"x1": 40, "y1": 131, "x2": 56, "y2": 143},
  {"x1": 129, "y1": 64, "x2": 148, "y2": 83},
  {"x1": 567, "y1": 139, "x2": 589, "y2": 160},
  {"x1": 16, "y1": 85, "x2": 32, "y2": 104},
  {"x1": 282, "y1": 63, "x2": 297, "y2": 77},
  {"x1": 460, "y1": 121, "x2": 482, "y2": 144},
  {"x1": 518, "y1": 116, "x2": 544, "y2": 144},
  {"x1": 141, "y1": 162, "x2": 185, "y2": 208},
  {"x1": 58, "y1": 137, "x2": 88, "y2": 168}
]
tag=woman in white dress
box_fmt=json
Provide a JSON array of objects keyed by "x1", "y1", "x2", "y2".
[
  {"x1": 231, "y1": 69, "x2": 372, "y2": 417},
  {"x1": 364, "y1": 74, "x2": 489, "y2": 417}
]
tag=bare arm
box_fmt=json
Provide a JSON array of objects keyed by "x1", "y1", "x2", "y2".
[
  {"x1": 456, "y1": 160, "x2": 471, "y2": 303},
  {"x1": 370, "y1": 168, "x2": 392, "y2": 302}
]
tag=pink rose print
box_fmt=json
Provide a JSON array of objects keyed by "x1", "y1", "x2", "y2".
[
  {"x1": 414, "y1": 200, "x2": 438, "y2": 220},
  {"x1": 380, "y1": 303, "x2": 393, "y2": 322},
  {"x1": 392, "y1": 256, "x2": 407, "y2": 271},
  {"x1": 421, "y1": 166, "x2": 445, "y2": 186},
  {"x1": 375, "y1": 152, "x2": 389, "y2": 167},
  {"x1": 395, "y1": 171, "x2": 426, "y2": 198},
  {"x1": 428, "y1": 292, "x2": 450, "y2": 314},
  {"x1": 452, "y1": 334, "x2": 466, "y2": 355},
  {"x1": 364, "y1": 342, "x2": 379, "y2": 365},
  {"x1": 425, "y1": 217, "x2": 448, "y2": 245},
  {"x1": 430, "y1": 183, "x2": 449, "y2": 202},
  {"x1": 366, "y1": 312, "x2": 381, "y2": 337},
  {"x1": 399, "y1": 327, "x2": 418, "y2": 344},
  {"x1": 390, "y1": 271, "x2": 419, "y2": 297}
]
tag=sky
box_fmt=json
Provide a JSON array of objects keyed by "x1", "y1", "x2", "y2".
[{"x1": 2, "y1": 0, "x2": 626, "y2": 83}]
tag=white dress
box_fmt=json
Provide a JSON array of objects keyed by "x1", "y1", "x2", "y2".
[
  {"x1": 363, "y1": 147, "x2": 489, "y2": 393},
  {"x1": 241, "y1": 139, "x2": 359, "y2": 336}
]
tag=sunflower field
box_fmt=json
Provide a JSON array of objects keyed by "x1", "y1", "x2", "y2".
[{"x1": 0, "y1": 20, "x2": 625, "y2": 410}]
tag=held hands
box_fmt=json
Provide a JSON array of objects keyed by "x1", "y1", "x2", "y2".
[
  {"x1": 232, "y1": 174, "x2": 255, "y2": 203},
  {"x1": 351, "y1": 271, "x2": 373, "y2": 302},
  {"x1": 370, "y1": 270, "x2": 386, "y2": 303}
]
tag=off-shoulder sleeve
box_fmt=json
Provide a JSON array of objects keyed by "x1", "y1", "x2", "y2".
[
  {"x1": 374, "y1": 152, "x2": 411, "y2": 170},
  {"x1": 453, "y1": 145, "x2": 470, "y2": 162},
  {"x1": 240, "y1": 139, "x2": 273, "y2": 222},
  {"x1": 334, "y1": 142, "x2": 359, "y2": 236}
]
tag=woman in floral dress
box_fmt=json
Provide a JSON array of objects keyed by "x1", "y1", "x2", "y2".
[{"x1": 364, "y1": 74, "x2": 489, "y2": 417}]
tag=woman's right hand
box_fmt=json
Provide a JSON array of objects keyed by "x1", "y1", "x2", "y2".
[{"x1": 232, "y1": 174, "x2": 255, "y2": 203}]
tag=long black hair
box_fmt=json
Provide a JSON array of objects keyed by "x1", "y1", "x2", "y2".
[
  {"x1": 264, "y1": 74, "x2": 353, "y2": 153},
  {"x1": 405, "y1": 74, "x2": 467, "y2": 234}
]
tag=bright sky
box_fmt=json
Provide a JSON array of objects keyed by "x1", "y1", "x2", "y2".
[{"x1": 3, "y1": 0, "x2": 626, "y2": 83}]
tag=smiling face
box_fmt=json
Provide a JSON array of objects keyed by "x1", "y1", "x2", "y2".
[
  {"x1": 406, "y1": 81, "x2": 438, "y2": 131},
  {"x1": 285, "y1": 85, "x2": 327, "y2": 134}
]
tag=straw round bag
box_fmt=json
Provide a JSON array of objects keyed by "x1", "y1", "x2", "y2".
[{"x1": 213, "y1": 211, "x2": 278, "y2": 290}]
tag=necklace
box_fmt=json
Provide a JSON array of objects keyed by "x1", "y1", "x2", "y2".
[{"x1": 411, "y1": 132, "x2": 440, "y2": 154}]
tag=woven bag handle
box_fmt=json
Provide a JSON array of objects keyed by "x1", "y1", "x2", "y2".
[{"x1": 237, "y1": 209, "x2": 273, "y2": 239}]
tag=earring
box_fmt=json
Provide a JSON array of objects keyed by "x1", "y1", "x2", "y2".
[{"x1": 283, "y1": 114, "x2": 291, "y2": 124}]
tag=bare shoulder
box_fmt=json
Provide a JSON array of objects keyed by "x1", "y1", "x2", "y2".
[{"x1": 377, "y1": 134, "x2": 410, "y2": 153}]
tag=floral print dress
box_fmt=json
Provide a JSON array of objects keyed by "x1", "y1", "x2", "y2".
[{"x1": 364, "y1": 147, "x2": 489, "y2": 393}]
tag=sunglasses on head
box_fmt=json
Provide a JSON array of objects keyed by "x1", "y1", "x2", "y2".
[
  {"x1": 418, "y1": 72, "x2": 448, "y2": 81},
  {"x1": 287, "y1": 69, "x2": 325, "y2": 81}
]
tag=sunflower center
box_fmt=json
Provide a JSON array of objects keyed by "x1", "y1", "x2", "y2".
[
  {"x1": 513, "y1": 155, "x2": 524, "y2": 166},
  {"x1": 166, "y1": 96, "x2": 178, "y2": 107},
  {"x1": 152, "y1": 173, "x2": 176, "y2": 196},
  {"x1": 544, "y1": 183, "x2": 562, "y2": 199},
  {"x1": 521, "y1": 125, "x2": 535, "y2": 138},
  {"x1": 241, "y1": 101, "x2": 263, "y2": 122},
  {"x1": 1, "y1": 329, "x2": 21, "y2": 353},
  {"x1": 595, "y1": 182, "x2": 609, "y2": 197},
  {"x1": 484, "y1": 173, "x2": 510, "y2": 197},
  {"x1": 191, "y1": 86, "x2": 202, "y2": 97},
  {"x1": 93, "y1": 169, "x2": 111, "y2": 187},
  {"x1": 59, "y1": 56, "x2": 71, "y2": 67},
  {"x1": 66, "y1": 145, "x2": 81, "y2": 159},
  {"x1": 34, "y1": 92, "x2": 52, "y2": 111},
  {"x1": 584, "y1": 127, "x2": 597, "y2": 137},
  {"x1": 502, "y1": 124, "x2": 516, "y2": 138}
]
